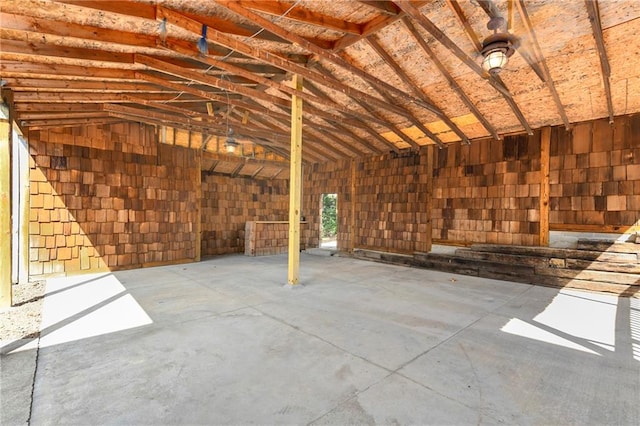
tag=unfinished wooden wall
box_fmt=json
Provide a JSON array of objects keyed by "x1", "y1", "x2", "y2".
[
  {"x1": 27, "y1": 124, "x2": 199, "y2": 276},
  {"x1": 200, "y1": 175, "x2": 289, "y2": 255},
  {"x1": 432, "y1": 133, "x2": 542, "y2": 246},
  {"x1": 550, "y1": 115, "x2": 640, "y2": 231}
]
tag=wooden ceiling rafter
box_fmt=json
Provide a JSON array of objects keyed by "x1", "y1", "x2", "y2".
[
  {"x1": 220, "y1": 1, "x2": 363, "y2": 35},
  {"x1": 584, "y1": 0, "x2": 615, "y2": 124},
  {"x1": 366, "y1": 36, "x2": 468, "y2": 145},
  {"x1": 157, "y1": 6, "x2": 424, "y2": 124},
  {"x1": 300, "y1": 80, "x2": 396, "y2": 153},
  {"x1": 310, "y1": 64, "x2": 418, "y2": 150},
  {"x1": 134, "y1": 72, "x2": 290, "y2": 123},
  {"x1": 212, "y1": 1, "x2": 445, "y2": 120},
  {"x1": 513, "y1": 0, "x2": 571, "y2": 130},
  {"x1": 159, "y1": 37, "x2": 395, "y2": 129},
  {"x1": 22, "y1": 118, "x2": 125, "y2": 130},
  {"x1": 3, "y1": 79, "x2": 171, "y2": 94},
  {"x1": 17, "y1": 111, "x2": 113, "y2": 121},
  {"x1": 444, "y1": 0, "x2": 483, "y2": 52},
  {"x1": 332, "y1": 1, "x2": 428, "y2": 53},
  {"x1": 136, "y1": 53, "x2": 389, "y2": 133},
  {"x1": 394, "y1": 1, "x2": 533, "y2": 136},
  {"x1": 11, "y1": 91, "x2": 203, "y2": 103},
  {"x1": 357, "y1": 1, "x2": 401, "y2": 16},
  {"x1": 401, "y1": 16, "x2": 500, "y2": 141}
]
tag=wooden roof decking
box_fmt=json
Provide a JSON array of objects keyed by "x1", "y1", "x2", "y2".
[{"x1": 1, "y1": 0, "x2": 640, "y2": 166}]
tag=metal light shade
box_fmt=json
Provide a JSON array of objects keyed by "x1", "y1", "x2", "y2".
[
  {"x1": 224, "y1": 136, "x2": 239, "y2": 153},
  {"x1": 481, "y1": 32, "x2": 516, "y2": 75}
]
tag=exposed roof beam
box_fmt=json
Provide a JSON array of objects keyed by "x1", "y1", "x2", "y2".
[
  {"x1": 4, "y1": 79, "x2": 170, "y2": 93},
  {"x1": 514, "y1": 0, "x2": 570, "y2": 129},
  {"x1": 212, "y1": 2, "x2": 442, "y2": 119},
  {"x1": 21, "y1": 117, "x2": 122, "y2": 129},
  {"x1": 302, "y1": 80, "x2": 395, "y2": 154},
  {"x1": 332, "y1": 1, "x2": 428, "y2": 52},
  {"x1": 370, "y1": 81, "x2": 444, "y2": 148},
  {"x1": 401, "y1": 16, "x2": 500, "y2": 140},
  {"x1": 13, "y1": 103, "x2": 104, "y2": 113},
  {"x1": 357, "y1": 1, "x2": 401, "y2": 16},
  {"x1": 103, "y1": 103, "x2": 289, "y2": 143},
  {"x1": 12, "y1": 92, "x2": 202, "y2": 103},
  {"x1": 135, "y1": 54, "x2": 381, "y2": 132},
  {"x1": 444, "y1": 0, "x2": 483, "y2": 52},
  {"x1": 584, "y1": 0, "x2": 615, "y2": 124},
  {"x1": 395, "y1": 1, "x2": 533, "y2": 135},
  {"x1": 0, "y1": 35, "x2": 135, "y2": 64},
  {"x1": 16, "y1": 111, "x2": 114, "y2": 120},
  {"x1": 158, "y1": 6, "x2": 418, "y2": 122},
  {"x1": 244, "y1": 114, "x2": 326, "y2": 163},
  {"x1": 367, "y1": 36, "x2": 470, "y2": 144},
  {"x1": 227, "y1": 1, "x2": 363, "y2": 35},
  {"x1": 161, "y1": 38, "x2": 393, "y2": 128},
  {"x1": 0, "y1": 61, "x2": 138, "y2": 80}
]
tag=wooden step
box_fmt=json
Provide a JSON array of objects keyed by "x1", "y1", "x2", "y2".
[
  {"x1": 576, "y1": 239, "x2": 640, "y2": 254},
  {"x1": 535, "y1": 266, "x2": 640, "y2": 285},
  {"x1": 565, "y1": 258, "x2": 640, "y2": 274},
  {"x1": 454, "y1": 249, "x2": 549, "y2": 267},
  {"x1": 469, "y1": 244, "x2": 638, "y2": 263}
]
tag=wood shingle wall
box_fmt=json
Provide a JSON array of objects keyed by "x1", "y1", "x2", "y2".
[
  {"x1": 432, "y1": 133, "x2": 542, "y2": 246},
  {"x1": 201, "y1": 175, "x2": 289, "y2": 255},
  {"x1": 550, "y1": 116, "x2": 640, "y2": 230},
  {"x1": 27, "y1": 124, "x2": 199, "y2": 276},
  {"x1": 24, "y1": 114, "x2": 640, "y2": 278}
]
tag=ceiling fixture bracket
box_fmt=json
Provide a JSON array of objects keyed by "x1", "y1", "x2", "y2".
[{"x1": 481, "y1": 17, "x2": 517, "y2": 75}]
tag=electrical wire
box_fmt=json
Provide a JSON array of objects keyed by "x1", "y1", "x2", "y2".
[{"x1": 160, "y1": 0, "x2": 302, "y2": 105}]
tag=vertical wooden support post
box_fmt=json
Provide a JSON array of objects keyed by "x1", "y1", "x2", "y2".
[
  {"x1": 195, "y1": 150, "x2": 202, "y2": 262},
  {"x1": 287, "y1": 74, "x2": 303, "y2": 285},
  {"x1": 350, "y1": 159, "x2": 356, "y2": 253},
  {"x1": 0, "y1": 116, "x2": 12, "y2": 308},
  {"x1": 539, "y1": 127, "x2": 551, "y2": 246},
  {"x1": 425, "y1": 146, "x2": 434, "y2": 253}
]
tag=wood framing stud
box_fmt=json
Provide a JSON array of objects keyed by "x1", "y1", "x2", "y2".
[
  {"x1": 287, "y1": 75, "x2": 303, "y2": 286},
  {"x1": 539, "y1": 127, "x2": 551, "y2": 246},
  {"x1": 0, "y1": 117, "x2": 11, "y2": 307}
]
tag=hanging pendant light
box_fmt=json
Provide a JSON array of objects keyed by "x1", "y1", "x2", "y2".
[
  {"x1": 224, "y1": 128, "x2": 239, "y2": 154},
  {"x1": 480, "y1": 17, "x2": 517, "y2": 75}
]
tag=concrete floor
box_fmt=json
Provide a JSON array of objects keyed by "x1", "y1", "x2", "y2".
[{"x1": 2, "y1": 253, "x2": 639, "y2": 425}]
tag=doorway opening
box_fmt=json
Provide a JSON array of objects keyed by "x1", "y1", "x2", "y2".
[{"x1": 320, "y1": 193, "x2": 337, "y2": 249}]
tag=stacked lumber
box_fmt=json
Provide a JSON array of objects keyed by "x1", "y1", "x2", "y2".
[
  {"x1": 27, "y1": 124, "x2": 198, "y2": 276},
  {"x1": 201, "y1": 175, "x2": 289, "y2": 255},
  {"x1": 432, "y1": 134, "x2": 540, "y2": 246},
  {"x1": 549, "y1": 115, "x2": 640, "y2": 229}
]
